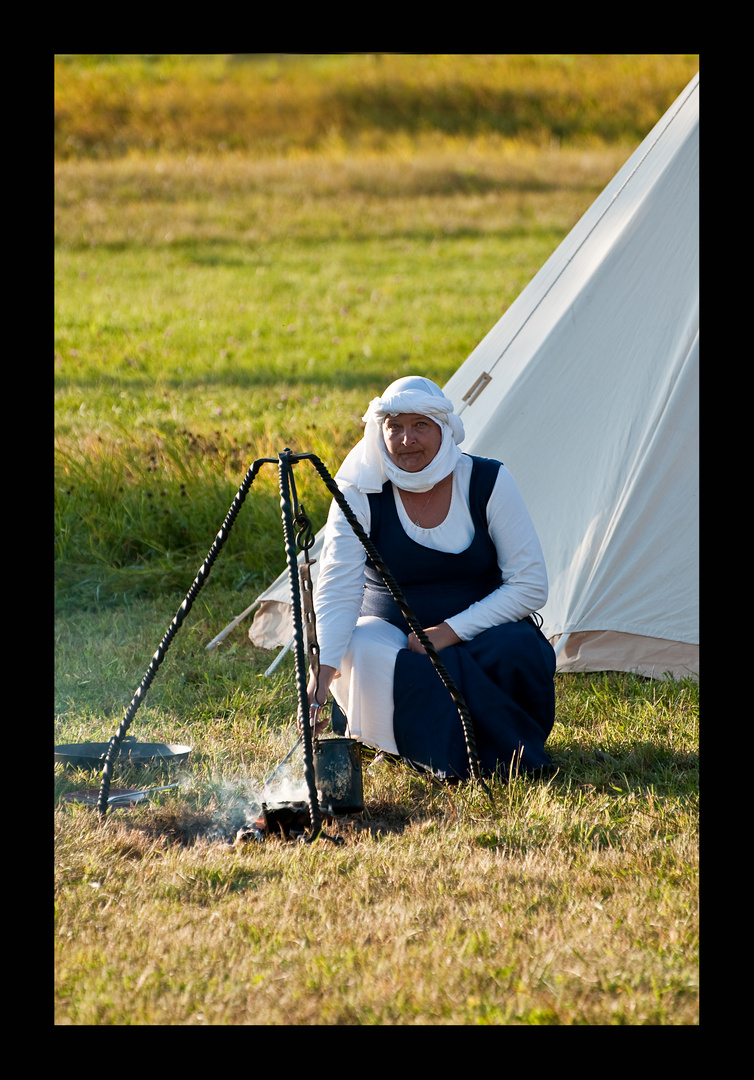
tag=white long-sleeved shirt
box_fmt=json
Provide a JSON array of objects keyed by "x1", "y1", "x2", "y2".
[{"x1": 314, "y1": 454, "x2": 548, "y2": 673}]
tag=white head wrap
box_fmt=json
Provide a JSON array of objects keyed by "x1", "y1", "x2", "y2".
[{"x1": 335, "y1": 376, "x2": 465, "y2": 493}]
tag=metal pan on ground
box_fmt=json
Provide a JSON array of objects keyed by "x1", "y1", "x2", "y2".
[
  {"x1": 61, "y1": 783, "x2": 182, "y2": 809},
  {"x1": 54, "y1": 741, "x2": 193, "y2": 771}
]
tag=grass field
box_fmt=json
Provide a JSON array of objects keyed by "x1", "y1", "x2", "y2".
[{"x1": 55, "y1": 54, "x2": 699, "y2": 1025}]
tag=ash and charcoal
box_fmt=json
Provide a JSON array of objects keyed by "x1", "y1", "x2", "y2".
[{"x1": 206, "y1": 761, "x2": 347, "y2": 843}]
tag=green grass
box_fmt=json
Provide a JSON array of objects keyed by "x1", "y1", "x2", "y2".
[
  {"x1": 54, "y1": 483, "x2": 701, "y2": 1025},
  {"x1": 55, "y1": 144, "x2": 628, "y2": 607},
  {"x1": 55, "y1": 55, "x2": 698, "y2": 1025},
  {"x1": 55, "y1": 604, "x2": 698, "y2": 1026}
]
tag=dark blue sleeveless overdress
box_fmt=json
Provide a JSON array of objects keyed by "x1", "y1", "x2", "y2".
[{"x1": 359, "y1": 455, "x2": 556, "y2": 779}]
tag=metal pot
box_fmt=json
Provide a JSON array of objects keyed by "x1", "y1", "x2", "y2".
[{"x1": 313, "y1": 737, "x2": 363, "y2": 814}]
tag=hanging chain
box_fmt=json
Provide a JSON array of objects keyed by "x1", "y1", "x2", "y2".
[
  {"x1": 289, "y1": 466, "x2": 321, "y2": 692},
  {"x1": 277, "y1": 450, "x2": 330, "y2": 842},
  {"x1": 299, "y1": 453, "x2": 491, "y2": 800}
]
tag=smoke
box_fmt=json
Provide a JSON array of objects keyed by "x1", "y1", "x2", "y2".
[
  {"x1": 262, "y1": 764, "x2": 310, "y2": 806},
  {"x1": 202, "y1": 760, "x2": 310, "y2": 842}
]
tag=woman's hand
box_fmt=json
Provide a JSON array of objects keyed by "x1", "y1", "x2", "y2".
[
  {"x1": 406, "y1": 622, "x2": 461, "y2": 655},
  {"x1": 307, "y1": 665, "x2": 339, "y2": 735}
]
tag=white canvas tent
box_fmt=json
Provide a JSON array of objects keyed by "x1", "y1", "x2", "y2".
[{"x1": 241, "y1": 72, "x2": 699, "y2": 680}]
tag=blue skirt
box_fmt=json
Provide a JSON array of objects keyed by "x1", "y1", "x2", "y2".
[{"x1": 391, "y1": 619, "x2": 556, "y2": 779}]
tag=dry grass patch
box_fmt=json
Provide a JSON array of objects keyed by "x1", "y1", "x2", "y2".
[
  {"x1": 55, "y1": 53, "x2": 699, "y2": 159},
  {"x1": 56, "y1": 719, "x2": 698, "y2": 1026}
]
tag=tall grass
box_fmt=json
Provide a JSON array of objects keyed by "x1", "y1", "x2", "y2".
[
  {"x1": 55, "y1": 53, "x2": 699, "y2": 158},
  {"x1": 55, "y1": 55, "x2": 698, "y2": 1025}
]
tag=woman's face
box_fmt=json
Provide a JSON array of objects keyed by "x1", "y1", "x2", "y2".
[{"x1": 382, "y1": 413, "x2": 443, "y2": 472}]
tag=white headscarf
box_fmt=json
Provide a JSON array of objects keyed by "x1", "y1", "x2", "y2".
[{"x1": 335, "y1": 376, "x2": 465, "y2": 494}]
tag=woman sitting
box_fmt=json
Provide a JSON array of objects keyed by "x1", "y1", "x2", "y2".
[{"x1": 307, "y1": 376, "x2": 556, "y2": 780}]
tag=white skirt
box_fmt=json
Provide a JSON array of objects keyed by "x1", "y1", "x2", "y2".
[{"x1": 329, "y1": 616, "x2": 407, "y2": 755}]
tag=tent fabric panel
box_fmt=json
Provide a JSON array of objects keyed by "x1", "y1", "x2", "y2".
[
  {"x1": 553, "y1": 332, "x2": 698, "y2": 643},
  {"x1": 249, "y1": 599, "x2": 296, "y2": 649},
  {"x1": 549, "y1": 630, "x2": 698, "y2": 681},
  {"x1": 443, "y1": 74, "x2": 699, "y2": 426},
  {"x1": 446, "y1": 80, "x2": 698, "y2": 646}
]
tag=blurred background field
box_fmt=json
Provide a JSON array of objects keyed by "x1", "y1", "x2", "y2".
[{"x1": 55, "y1": 53, "x2": 698, "y2": 158}]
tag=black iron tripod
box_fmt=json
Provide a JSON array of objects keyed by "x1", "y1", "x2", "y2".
[{"x1": 95, "y1": 449, "x2": 490, "y2": 834}]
